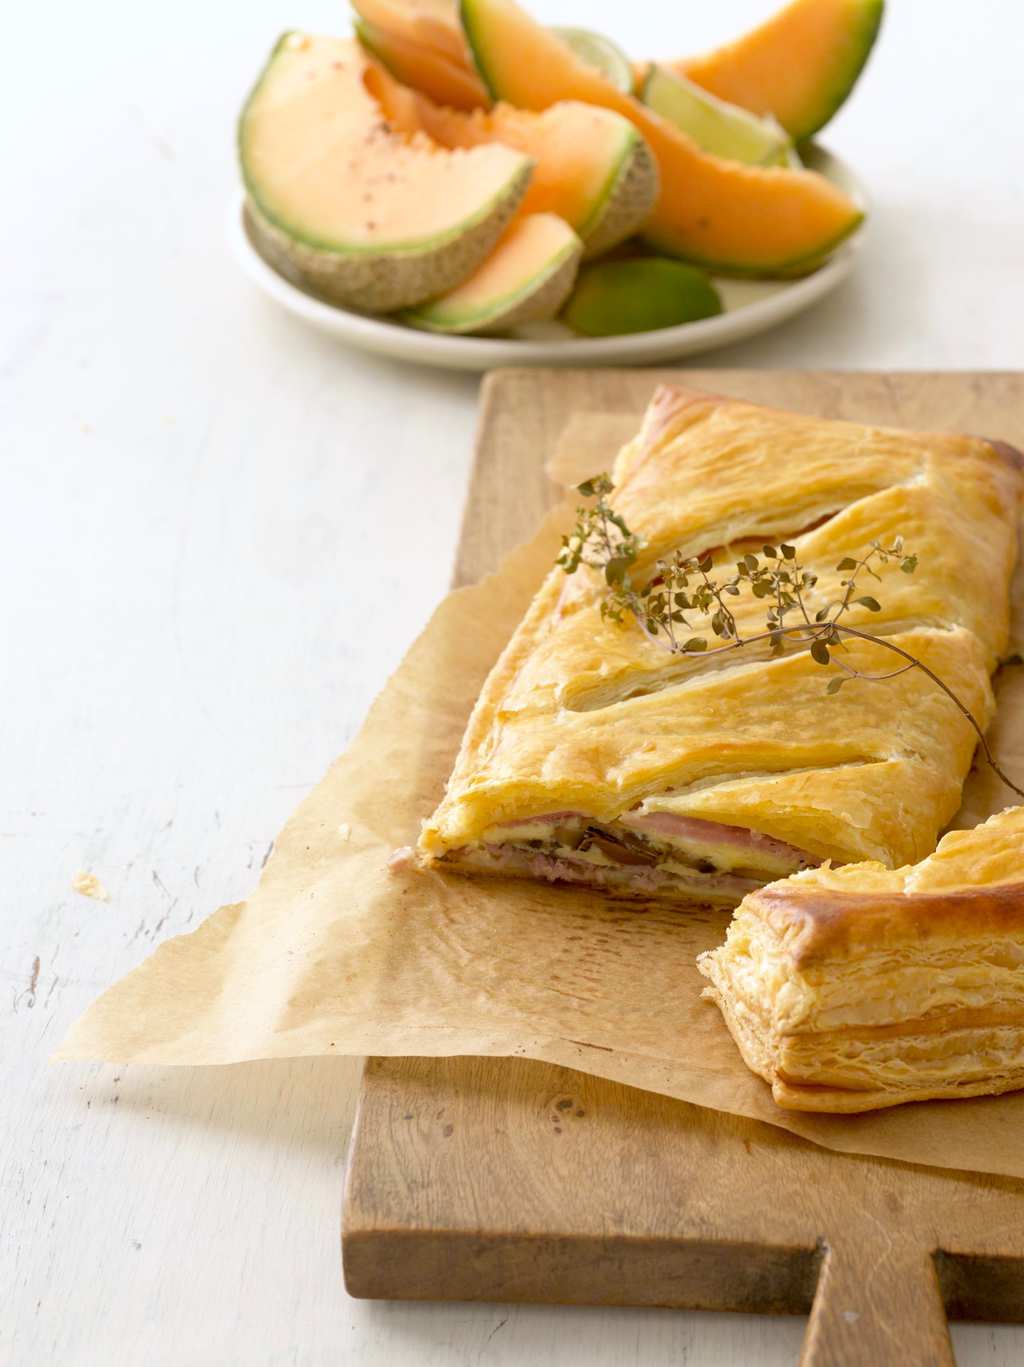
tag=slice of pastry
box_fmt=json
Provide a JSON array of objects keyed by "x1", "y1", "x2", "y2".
[
  {"x1": 698, "y1": 806, "x2": 1024, "y2": 1112},
  {"x1": 415, "y1": 385, "x2": 1021, "y2": 905}
]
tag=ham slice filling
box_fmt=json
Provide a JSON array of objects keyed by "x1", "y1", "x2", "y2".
[{"x1": 439, "y1": 809, "x2": 819, "y2": 904}]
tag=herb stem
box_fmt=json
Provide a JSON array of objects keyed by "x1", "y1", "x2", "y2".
[
  {"x1": 833, "y1": 624, "x2": 1024, "y2": 800},
  {"x1": 558, "y1": 478, "x2": 1022, "y2": 801}
]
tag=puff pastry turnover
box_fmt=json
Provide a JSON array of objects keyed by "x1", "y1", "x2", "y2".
[
  {"x1": 417, "y1": 386, "x2": 1021, "y2": 905},
  {"x1": 698, "y1": 806, "x2": 1024, "y2": 1111}
]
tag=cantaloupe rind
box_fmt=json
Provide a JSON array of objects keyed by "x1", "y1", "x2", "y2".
[
  {"x1": 239, "y1": 33, "x2": 533, "y2": 312},
  {"x1": 676, "y1": 0, "x2": 885, "y2": 142},
  {"x1": 576, "y1": 129, "x2": 658, "y2": 258},
  {"x1": 402, "y1": 212, "x2": 582, "y2": 333}
]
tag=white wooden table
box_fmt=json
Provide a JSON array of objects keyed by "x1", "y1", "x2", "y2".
[{"x1": 4, "y1": 0, "x2": 1024, "y2": 1361}]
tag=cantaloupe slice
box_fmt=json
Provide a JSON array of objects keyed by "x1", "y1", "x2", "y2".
[
  {"x1": 239, "y1": 33, "x2": 532, "y2": 312},
  {"x1": 365, "y1": 61, "x2": 658, "y2": 258},
  {"x1": 403, "y1": 212, "x2": 582, "y2": 333},
  {"x1": 354, "y1": 16, "x2": 488, "y2": 109},
  {"x1": 674, "y1": 0, "x2": 884, "y2": 142},
  {"x1": 350, "y1": 2, "x2": 636, "y2": 109},
  {"x1": 459, "y1": 0, "x2": 863, "y2": 276},
  {"x1": 352, "y1": 0, "x2": 467, "y2": 63}
]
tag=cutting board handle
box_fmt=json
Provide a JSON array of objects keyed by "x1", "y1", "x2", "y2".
[{"x1": 800, "y1": 1240, "x2": 954, "y2": 1366}]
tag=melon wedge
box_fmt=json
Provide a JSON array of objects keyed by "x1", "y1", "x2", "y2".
[
  {"x1": 238, "y1": 33, "x2": 531, "y2": 312},
  {"x1": 675, "y1": 0, "x2": 884, "y2": 142},
  {"x1": 350, "y1": 2, "x2": 637, "y2": 110},
  {"x1": 365, "y1": 62, "x2": 657, "y2": 258},
  {"x1": 355, "y1": 17, "x2": 488, "y2": 109},
  {"x1": 403, "y1": 212, "x2": 582, "y2": 333},
  {"x1": 459, "y1": 0, "x2": 863, "y2": 275},
  {"x1": 352, "y1": 0, "x2": 467, "y2": 63}
]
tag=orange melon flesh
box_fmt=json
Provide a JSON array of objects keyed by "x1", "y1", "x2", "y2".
[
  {"x1": 403, "y1": 212, "x2": 581, "y2": 332},
  {"x1": 366, "y1": 62, "x2": 642, "y2": 243},
  {"x1": 431, "y1": 104, "x2": 639, "y2": 238},
  {"x1": 352, "y1": 0, "x2": 468, "y2": 63},
  {"x1": 675, "y1": 0, "x2": 884, "y2": 141},
  {"x1": 354, "y1": 17, "x2": 488, "y2": 109},
  {"x1": 460, "y1": 0, "x2": 863, "y2": 275},
  {"x1": 242, "y1": 35, "x2": 525, "y2": 251}
]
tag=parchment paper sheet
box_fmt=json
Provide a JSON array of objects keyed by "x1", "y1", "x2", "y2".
[{"x1": 59, "y1": 418, "x2": 1024, "y2": 1179}]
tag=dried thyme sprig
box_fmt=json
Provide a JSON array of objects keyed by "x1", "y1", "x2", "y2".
[
  {"x1": 557, "y1": 476, "x2": 1024, "y2": 800},
  {"x1": 556, "y1": 474, "x2": 644, "y2": 584}
]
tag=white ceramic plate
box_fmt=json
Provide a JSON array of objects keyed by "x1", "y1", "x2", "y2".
[{"x1": 231, "y1": 146, "x2": 866, "y2": 372}]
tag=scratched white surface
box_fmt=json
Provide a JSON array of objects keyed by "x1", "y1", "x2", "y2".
[{"x1": 4, "y1": 0, "x2": 1024, "y2": 1362}]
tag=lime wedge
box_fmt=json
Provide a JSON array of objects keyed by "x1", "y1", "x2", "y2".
[
  {"x1": 563, "y1": 257, "x2": 722, "y2": 337},
  {"x1": 641, "y1": 63, "x2": 795, "y2": 167},
  {"x1": 552, "y1": 26, "x2": 634, "y2": 94}
]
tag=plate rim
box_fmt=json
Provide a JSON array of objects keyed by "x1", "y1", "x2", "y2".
[{"x1": 230, "y1": 145, "x2": 867, "y2": 370}]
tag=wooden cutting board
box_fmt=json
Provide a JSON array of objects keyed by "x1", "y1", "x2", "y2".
[{"x1": 342, "y1": 370, "x2": 1024, "y2": 1367}]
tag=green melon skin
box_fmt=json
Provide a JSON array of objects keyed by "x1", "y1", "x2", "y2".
[
  {"x1": 403, "y1": 223, "x2": 583, "y2": 335},
  {"x1": 677, "y1": 0, "x2": 885, "y2": 144},
  {"x1": 795, "y1": 0, "x2": 884, "y2": 141},
  {"x1": 238, "y1": 33, "x2": 534, "y2": 314},
  {"x1": 245, "y1": 190, "x2": 525, "y2": 315},
  {"x1": 579, "y1": 132, "x2": 659, "y2": 260},
  {"x1": 563, "y1": 258, "x2": 723, "y2": 337},
  {"x1": 639, "y1": 213, "x2": 861, "y2": 281}
]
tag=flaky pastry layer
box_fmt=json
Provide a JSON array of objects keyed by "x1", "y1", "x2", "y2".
[{"x1": 699, "y1": 807, "x2": 1024, "y2": 1111}]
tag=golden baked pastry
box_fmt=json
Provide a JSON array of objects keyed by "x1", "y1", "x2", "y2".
[
  {"x1": 416, "y1": 385, "x2": 1021, "y2": 904},
  {"x1": 698, "y1": 806, "x2": 1024, "y2": 1111}
]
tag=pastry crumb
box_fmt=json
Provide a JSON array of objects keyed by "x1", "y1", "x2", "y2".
[
  {"x1": 338, "y1": 823, "x2": 351, "y2": 842},
  {"x1": 388, "y1": 846, "x2": 415, "y2": 873},
  {"x1": 72, "y1": 871, "x2": 109, "y2": 901}
]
